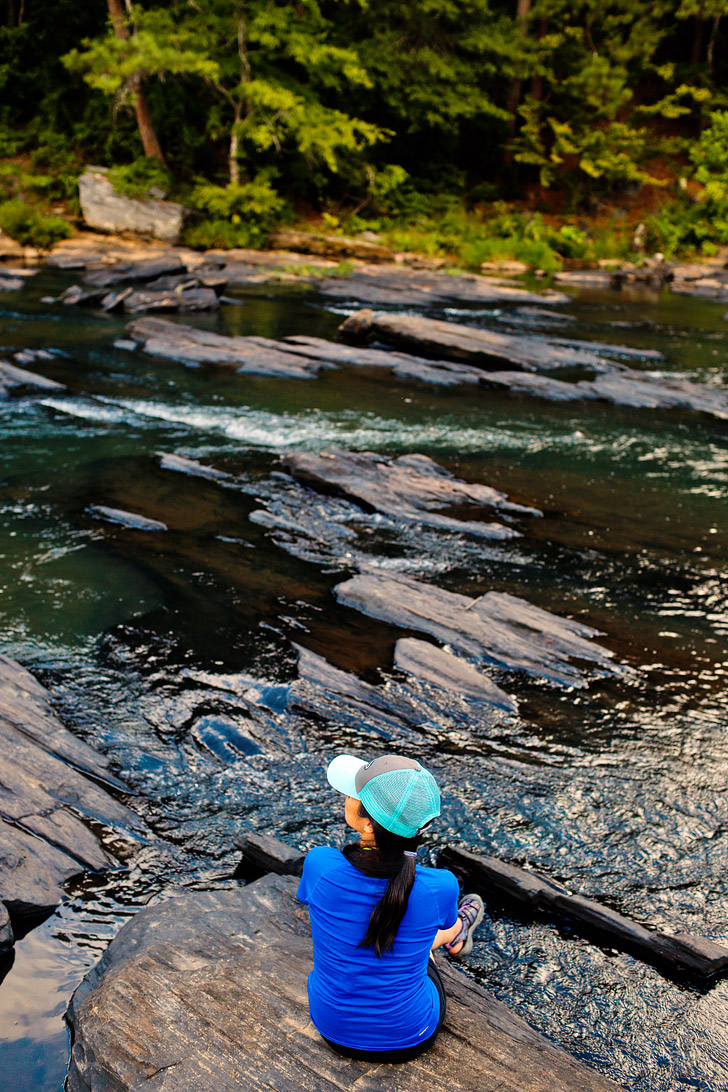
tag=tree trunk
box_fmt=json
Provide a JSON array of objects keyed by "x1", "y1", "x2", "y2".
[
  {"x1": 229, "y1": 103, "x2": 242, "y2": 186},
  {"x1": 106, "y1": 0, "x2": 166, "y2": 167},
  {"x1": 691, "y1": 3, "x2": 705, "y2": 64},
  {"x1": 707, "y1": 14, "x2": 720, "y2": 72},
  {"x1": 504, "y1": 0, "x2": 532, "y2": 165}
]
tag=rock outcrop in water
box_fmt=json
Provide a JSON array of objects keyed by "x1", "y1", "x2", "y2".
[
  {"x1": 88, "y1": 505, "x2": 168, "y2": 531},
  {"x1": 317, "y1": 264, "x2": 570, "y2": 306},
  {"x1": 0, "y1": 360, "x2": 65, "y2": 398},
  {"x1": 339, "y1": 309, "x2": 728, "y2": 420},
  {"x1": 65, "y1": 871, "x2": 622, "y2": 1092},
  {"x1": 0, "y1": 654, "x2": 146, "y2": 933},
  {"x1": 282, "y1": 451, "x2": 540, "y2": 540},
  {"x1": 334, "y1": 571, "x2": 623, "y2": 688},
  {"x1": 440, "y1": 845, "x2": 728, "y2": 980}
]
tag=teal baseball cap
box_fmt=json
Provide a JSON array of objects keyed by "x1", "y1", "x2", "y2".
[{"x1": 327, "y1": 753, "x2": 441, "y2": 839}]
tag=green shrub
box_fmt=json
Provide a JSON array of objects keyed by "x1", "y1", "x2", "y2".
[
  {"x1": 0, "y1": 198, "x2": 73, "y2": 249},
  {"x1": 183, "y1": 175, "x2": 287, "y2": 249}
]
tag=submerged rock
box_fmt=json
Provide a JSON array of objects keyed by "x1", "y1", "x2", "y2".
[
  {"x1": 0, "y1": 653, "x2": 146, "y2": 926},
  {"x1": 335, "y1": 571, "x2": 623, "y2": 688},
  {"x1": 88, "y1": 505, "x2": 168, "y2": 531},
  {"x1": 282, "y1": 451, "x2": 540, "y2": 540},
  {"x1": 65, "y1": 872, "x2": 622, "y2": 1092},
  {"x1": 394, "y1": 638, "x2": 517, "y2": 713}
]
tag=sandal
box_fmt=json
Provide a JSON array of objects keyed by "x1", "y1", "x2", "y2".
[{"x1": 445, "y1": 893, "x2": 484, "y2": 959}]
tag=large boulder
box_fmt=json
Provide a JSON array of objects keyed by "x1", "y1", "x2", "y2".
[
  {"x1": 79, "y1": 169, "x2": 185, "y2": 245},
  {"x1": 66, "y1": 872, "x2": 623, "y2": 1092}
]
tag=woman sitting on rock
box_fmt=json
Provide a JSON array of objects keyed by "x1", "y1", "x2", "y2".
[{"x1": 297, "y1": 753, "x2": 483, "y2": 1063}]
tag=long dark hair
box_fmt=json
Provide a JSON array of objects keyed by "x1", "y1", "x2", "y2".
[{"x1": 342, "y1": 803, "x2": 423, "y2": 957}]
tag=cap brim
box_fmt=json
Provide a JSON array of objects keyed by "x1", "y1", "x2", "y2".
[{"x1": 327, "y1": 754, "x2": 367, "y2": 798}]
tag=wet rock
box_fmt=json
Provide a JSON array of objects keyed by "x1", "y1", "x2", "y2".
[
  {"x1": 157, "y1": 452, "x2": 234, "y2": 482},
  {"x1": 282, "y1": 451, "x2": 539, "y2": 540},
  {"x1": 553, "y1": 269, "x2": 617, "y2": 289},
  {"x1": 99, "y1": 287, "x2": 133, "y2": 312},
  {"x1": 319, "y1": 266, "x2": 569, "y2": 307},
  {"x1": 440, "y1": 845, "x2": 728, "y2": 980},
  {"x1": 235, "y1": 832, "x2": 304, "y2": 876},
  {"x1": 0, "y1": 273, "x2": 23, "y2": 291},
  {"x1": 83, "y1": 256, "x2": 189, "y2": 290},
  {"x1": 292, "y1": 643, "x2": 515, "y2": 744},
  {"x1": 79, "y1": 169, "x2": 185, "y2": 244},
  {"x1": 0, "y1": 900, "x2": 12, "y2": 951},
  {"x1": 334, "y1": 571, "x2": 623, "y2": 688},
  {"x1": 0, "y1": 361, "x2": 65, "y2": 398},
  {"x1": 339, "y1": 309, "x2": 619, "y2": 372},
  {"x1": 671, "y1": 263, "x2": 728, "y2": 301},
  {"x1": 270, "y1": 228, "x2": 394, "y2": 262},
  {"x1": 0, "y1": 653, "x2": 146, "y2": 922},
  {"x1": 122, "y1": 286, "x2": 220, "y2": 314},
  {"x1": 394, "y1": 638, "x2": 517, "y2": 713},
  {"x1": 126, "y1": 317, "x2": 325, "y2": 378},
  {"x1": 88, "y1": 505, "x2": 168, "y2": 531},
  {"x1": 66, "y1": 872, "x2": 622, "y2": 1092}
]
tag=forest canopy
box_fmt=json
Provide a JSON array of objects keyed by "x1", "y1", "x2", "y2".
[{"x1": 2, "y1": 0, "x2": 728, "y2": 263}]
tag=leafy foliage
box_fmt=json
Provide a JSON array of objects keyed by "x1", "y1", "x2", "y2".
[{"x1": 0, "y1": 198, "x2": 73, "y2": 249}]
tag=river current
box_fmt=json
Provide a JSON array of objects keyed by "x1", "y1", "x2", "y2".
[{"x1": 0, "y1": 269, "x2": 727, "y2": 1091}]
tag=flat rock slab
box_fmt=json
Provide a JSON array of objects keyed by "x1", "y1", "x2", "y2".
[
  {"x1": 319, "y1": 266, "x2": 569, "y2": 307},
  {"x1": 126, "y1": 317, "x2": 325, "y2": 378},
  {"x1": 339, "y1": 309, "x2": 632, "y2": 373},
  {"x1": 334, "y1": 571, "x2": 623, "y2": 688},
  {"x1": 0, "y1": 361, "x2": 65, "y2": 398},
  {"x1": 440, "y1": 846, "x2": 728, "y2": 980},
  {"x1": 66, "y1": 872, "x2": 622, "y2": 1092},
  {"x1": 88, "y1": 505, "x2": 168, "y2": 531},
  {"x1": 291, "y1": 644, "x2": 516, "y2": 743},
  {"x1": 394, "y1": 638, "x2": 517, "y2": 712},
  {"x1": 0, "y1": 653, "x2": 146, "y2": 921},
  {"x1": 282, "y1": 451, "x2": 539, "y2": 540}
]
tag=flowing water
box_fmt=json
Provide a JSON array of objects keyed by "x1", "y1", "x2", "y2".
[{"x1": 1, "y1": 269, "x2": 727, "y2": 1091}]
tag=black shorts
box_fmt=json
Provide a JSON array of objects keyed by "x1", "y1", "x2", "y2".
[{"x1": 321, "y1": 958, "x2": 447, "y2": 1064}]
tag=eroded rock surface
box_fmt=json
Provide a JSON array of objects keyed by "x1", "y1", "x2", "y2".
[
  {"x1": 0, "y1": 361, "x2": 65, "y2": 398},
  {"x1": 282, "y1": 451, "x2": 540, "y2": 540},
  {"x1": 335, "y1": 571, "x2": 623, "y2": 687},
  {"x1": 318, "y1": 265, "x2": 569, "y2": 307},
  {"x1": 0, "y1": 653, "x2": 146, "y2": 925},
  {"x1": 66, "y1": 872, "x2": 623, "y2": 1092}
]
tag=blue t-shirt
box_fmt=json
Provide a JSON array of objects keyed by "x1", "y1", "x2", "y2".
[{"x1": 296, "y1": 846, "x2": 459, "y2": 1051}]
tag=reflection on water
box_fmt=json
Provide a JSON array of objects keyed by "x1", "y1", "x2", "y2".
[{"x1": 1, "y1": 270, "x2": 727, "y2": 1091}]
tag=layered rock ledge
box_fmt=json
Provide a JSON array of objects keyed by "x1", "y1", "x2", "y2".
[{"x1": 66, "y1": 871, "x2": 623, "y2": 1092}]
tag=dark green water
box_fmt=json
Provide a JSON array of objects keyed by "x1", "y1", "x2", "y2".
[{"x1": 1, "y1": 270, "x2": 727, "y2": 1091}]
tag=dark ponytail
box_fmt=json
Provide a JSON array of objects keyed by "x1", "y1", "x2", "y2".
[{"x1": 342, "y1": 803, "x2": 422, "y2": 957}]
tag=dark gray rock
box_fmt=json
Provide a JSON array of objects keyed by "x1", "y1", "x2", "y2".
[
  {"x1": 334, "y1": 571, "x2": 624, "y2": 688},
  {"x1": 79, "y1": 170, "x2": 185, "y2": 244},
  {"x1": 291, "y1": 643, "x2": 516, "y2": 744},
  {"x1": 235, "y1": 832, "x2": 304, "y2": 876},
  {"x1": 126, "y1": 317, "x2": 326, "y2": 378},
  {"x1": 394, "y1": 638, "x2": 517, "y2": 713},
  {"x1": 66, "y1": 872, "x2": 623, "y2": 1092},
  {"x1": 440, "y1": 845, "x2": 728, "y2": 980},
  {"x1": 84, "y1": 256, "x2": 188, "y2": 290},
  {"x1": 88, "y1": 505, "x2": 168, "y2": 531},
  {"x1": 0, "y1": 653, "x2": 146, "y2": 920},
  {"x1": 123, "y1": 287, "x2": 220, "y2": 314},
  {"x1": 157, "y1": 452, "x2": 234, "y2": 482},
  {"x1": 282, "y1": 451, "x2": 539, "y2": 541},
  {"x1": 318, "y1": 266, "x2": 569, "y2": 307},
  {"x1": 338, "y1": 309, "x2": 625, "y2": 373}
]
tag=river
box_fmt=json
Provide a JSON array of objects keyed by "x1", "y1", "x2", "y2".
[{"x1": 0, "y1": 267, "x2": 727, "y2": 1091}]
